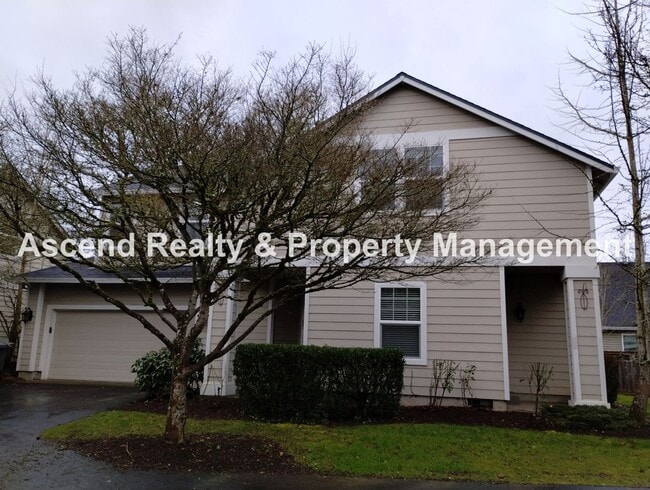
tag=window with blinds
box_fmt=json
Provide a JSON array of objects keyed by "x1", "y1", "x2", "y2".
[{"x1": 379, "y1": 287, "x2": 422, "y2": 358}]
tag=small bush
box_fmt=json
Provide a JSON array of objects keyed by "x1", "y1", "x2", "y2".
[
  {"x1": 233, "y1": 343, "x2": 404, "y2": 422},
  {"x1": 131, "y1": 340, "x2": 204, "y2": 399},
  {"x1": 541, "y1": 404, "x2": 636, "y2": 431}
]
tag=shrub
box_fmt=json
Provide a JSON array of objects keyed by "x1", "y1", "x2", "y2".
[
  {"x1": 521, "y1": 362, "x2": 554, "y2": 414},
  {"x1": 429, "y1": 359, "x2": 458, "y2": 407},
  {"x1": 131, "y1": 340, "x2": 205, "y2": 399},
  {"x1": 541, "y1": 404, "x2": 636, "y2": 431},
  {"x1": 233, "y1": 343, "x2": 404, "y2": 422}
]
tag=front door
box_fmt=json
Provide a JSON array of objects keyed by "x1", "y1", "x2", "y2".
[{"x1": 271, "y1": 270, "x2": 305, "y2": 344}]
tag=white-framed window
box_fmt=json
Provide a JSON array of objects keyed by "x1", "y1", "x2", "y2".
[
  {"x1": 359, "y1": 145, "x2": 446, "y2": 212},
  {"x1": 622, "y1": 333, "x2": 638, "y2": 352},
  {"x1": 404, "y1": 145, "x2": 444, "y2": 210},
  {"x1": 374, "y1": 282, "x2": 427, "y2": 365}
]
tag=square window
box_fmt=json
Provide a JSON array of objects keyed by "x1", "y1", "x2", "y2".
[
  {"x1": 357, "y1": 145, "x2": 445, "y2": 212},
  {"x1": 623, "y1": 334, "x2": 638, "y2": 352},
  {"x1": 376, "y1": 284, "x2": 426, "y2": 363},
  {"x1": 404, "y1": 146, "x2": 444, "y2": 176}
]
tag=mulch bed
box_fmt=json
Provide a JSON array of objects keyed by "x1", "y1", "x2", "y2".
[
  {"x1": 59, "y1": 395, "x2": 650, "y2": 473},
  {"x1": 398, "y1": 404, "x2": 650, "y2": 438},
  {"x1": 121, "y1": 395, "x2": 245, "y2": 420},
  {"x1": 59, "y1": 433, "x2": 306, "y2": 474},
  {"x1": 122, "y1": 395, "x2": 650, "y2": 438}
]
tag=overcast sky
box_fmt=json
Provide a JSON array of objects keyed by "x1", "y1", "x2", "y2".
[
  {"x1": 2, "y1": 1, "x2": 596, "y2": 144},
  {"x1": 4, "y1": 1, "x2": 622, "y2": 237}
]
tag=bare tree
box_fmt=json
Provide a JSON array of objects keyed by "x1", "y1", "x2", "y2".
[
  {"x1": 558, "y1": 0, "x2": 650, "y2": 422},
  {"x1": 0, "y1": 180, "x2": 35, "y2": 372},
  {"x1": 0, "y1": 254, "x2": 27, "y2": 372},
  {"x1": 0, "y1": 30, "x2": 489, "y2": 443}
]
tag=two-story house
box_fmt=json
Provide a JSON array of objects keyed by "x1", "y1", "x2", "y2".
[{"x1": 17, "y1": 73, "x2": 617, "y2": 409}]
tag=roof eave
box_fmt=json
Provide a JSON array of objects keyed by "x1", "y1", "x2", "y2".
[
  {"x1": 25, "y1": 277, "x2": 194, "y2": 284},
  {"x1": 366, "y1": 73, "x2": 618, "y2": 190}
]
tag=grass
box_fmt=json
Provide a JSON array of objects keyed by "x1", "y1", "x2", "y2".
[
  {"x1": 617, "y1": 394, "x2": 650, "y2": 417},
  {"x1": 43, "y1": 410, "x2": 650, "y2": 486}
]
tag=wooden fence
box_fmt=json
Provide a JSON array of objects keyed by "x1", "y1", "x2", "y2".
[{"x1": 605, "y1": 352, "x2": 639, "y2": 395}]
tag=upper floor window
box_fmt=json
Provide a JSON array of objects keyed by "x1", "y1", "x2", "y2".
[
  {"x1": 404, "y1": 146, "x2": 444, "y2": 176},
  {"x1": 404, "y1": 145, "x2": 444, "y2": 210},
  {"x1": 360, "y1": 145, "x2": 445, "y2": 211}
]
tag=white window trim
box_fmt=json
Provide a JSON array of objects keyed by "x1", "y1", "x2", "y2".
[
  {"x1": 374, "y1": 281, "x2": 427, "y2": 366},
  {"x1": 622, "y1": 333, "x2": 638, "y2": 352},
  {"x1": 359, "y1": 141, "x2": 449, "y2": 214}
]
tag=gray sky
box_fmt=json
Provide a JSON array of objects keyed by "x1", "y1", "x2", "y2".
[
  {"x1": 5, "y1": 1, "x2": 625, "y2": 236},
  {"x1": 2, "y1": 0, "x2": 593, "y2": 147}
]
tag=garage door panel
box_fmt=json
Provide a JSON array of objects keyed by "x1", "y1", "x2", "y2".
[{"x1": 48, "y1": 310, "x2": 174, "y2": 383}]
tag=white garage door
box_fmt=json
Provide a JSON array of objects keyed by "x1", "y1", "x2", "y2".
[{"x1": 48, "y1": 310, "x2": 173, "y2": 383}]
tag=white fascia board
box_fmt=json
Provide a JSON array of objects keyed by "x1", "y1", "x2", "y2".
[{"x1": 370, "y1": 74, "x2": 617, "y2": 179}]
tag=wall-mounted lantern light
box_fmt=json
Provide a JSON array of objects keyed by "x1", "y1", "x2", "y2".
[{"x1": 21, "y1": 307, "x2": 33, "y2": 323}]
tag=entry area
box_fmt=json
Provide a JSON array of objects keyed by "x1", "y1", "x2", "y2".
[
  {"x1": 505, "y1": 267, "x2": 571, "y2": 403},
  {"x1": 270, "y1": 269, "x2": 306, "y2": 345}
]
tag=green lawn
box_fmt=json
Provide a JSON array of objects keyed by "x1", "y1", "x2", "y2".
[{"x1": 43, "y1": 410, "x2": 650, "y2": 486}]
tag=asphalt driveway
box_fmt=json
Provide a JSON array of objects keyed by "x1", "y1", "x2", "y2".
[{"x1": 0, "y1": 383, "x2": 639, "y2": 490}]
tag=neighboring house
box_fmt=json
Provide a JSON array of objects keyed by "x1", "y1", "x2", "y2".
[
  {"x1": 600, "y1": 262, "x2": 639, "y2": 353},
  {"x1": 0, "y1": 253, "x2": 48, "y2": 371},
  {"x1": 16, "y1": 73, "x2": 617, "y2": 409}
]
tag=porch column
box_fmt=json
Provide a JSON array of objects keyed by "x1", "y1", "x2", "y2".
[
  {"x1": 221, "y1": 281, "x2": 237, "y2": 396},
  {"x1": 562, "y1": 266, "x2": 609, "y2": 407}
]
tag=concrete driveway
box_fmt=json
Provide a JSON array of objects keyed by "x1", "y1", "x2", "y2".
[{"x1": 0, "y1": 383, "x2": 638, "y2": 490}]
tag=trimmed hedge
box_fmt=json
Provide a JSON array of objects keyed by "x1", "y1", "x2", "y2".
[
  {"x1": 541, "y1": 404, "x2": 636, "y2": 431},
  {"x1": 233, "y1": 343, "x2": 404, "y2": 422}
]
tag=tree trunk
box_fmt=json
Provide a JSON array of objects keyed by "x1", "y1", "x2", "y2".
[
  {"x1": 164, "y1": 371, "x2": 188, "y2": 443},
  {"x1": 608, "y1": 0, "x2": 649, "y2": 424},
  {"x1": 164, "y1": 338, "x2": 191, "y2": 443},
  {"x1": 630, "y1": 353, "x2": 650, "y2": 423}
]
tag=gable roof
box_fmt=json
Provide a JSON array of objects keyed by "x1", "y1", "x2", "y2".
[{"x1": 365, "y1": 72, "x2": 617, "y2": 193}]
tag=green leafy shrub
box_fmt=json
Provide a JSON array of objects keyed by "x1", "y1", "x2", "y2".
[
  {"x1": 233, "y1": 343, "x2": 404, "y2": 422},
  {"x1": 131, "y1": 340, "x2": 204, "y2": 399},
  {"x1": 541, "y1": 404, "x2": 636, "y2": 431}
]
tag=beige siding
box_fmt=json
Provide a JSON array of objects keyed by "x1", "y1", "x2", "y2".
[
  {"x1": 309, "y1": 284, "x2": 374, "y2": 347},
  {"x1": 450, "y1": 136, "x2": 591, "y2": 240},
  {"x1": 422, "y1": 268, "x2": 504, "y2": 400},
  {"x1": 507, "y1": 269, "x2": 570, "y2": 398},
  {"x1": 308, "y1": 268, "x2": 506, "y2": 401},
  {"x1": 360, "y1": 86, "x2": 494, "y2": 132},
  {"x1": 361, "y1": 86, "x2": 592, "y2": 241},
  {"x1": 200, "y1": 299, "x2": 227, "y2": 392},
  {"x1": 0, "y1": 256, "x2": 47, "y2": 344},
  {"x1": 18, "y1": 284, "x2": 43, "y2": 372},
  {"x1": 603, "y1": 331, "x2": 624, "y2": 352},
  {"x1": 225, "y1": 282, "x2": 270, "y2": 382},
  {"x1": 573, "y1": 280, "x2": 603, "y2": 400}
]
